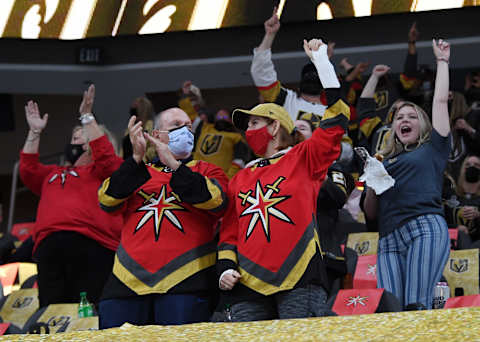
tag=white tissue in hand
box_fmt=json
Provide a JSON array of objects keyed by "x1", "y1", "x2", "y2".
[{"x1": 359, "y1": 156, "x2": 395, "y2": 195}]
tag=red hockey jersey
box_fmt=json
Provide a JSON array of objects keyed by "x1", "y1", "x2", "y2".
[
  {"x1": 98, "y1": 159, "x2": 228, "y2": 296},
  {"x1": 218, "y1": 93, "x2": 350, "y2": 296}
]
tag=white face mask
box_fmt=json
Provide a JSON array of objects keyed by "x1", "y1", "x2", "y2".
[{"x1": 167, "y1": 126, "x2": 194, "y2": 159}]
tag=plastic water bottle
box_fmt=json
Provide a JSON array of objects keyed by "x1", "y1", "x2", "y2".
[{"x1": 78, "y1": 292, "x2": 94, "y2": 318}]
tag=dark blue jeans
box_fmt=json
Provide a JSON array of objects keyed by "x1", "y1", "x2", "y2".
[{"x1": 99, "y1": 293, "x2": 211, "y2": 328}]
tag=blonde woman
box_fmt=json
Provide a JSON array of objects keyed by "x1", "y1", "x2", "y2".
[{"x1": 364, "y1": 39, "x2": 451, "y2": 309}]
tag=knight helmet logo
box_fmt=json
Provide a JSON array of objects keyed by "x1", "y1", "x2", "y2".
[
  {"x1": 354, "y1": 241, "x2": 370, "y2": 255},
  {"x1": 11, "y1": 297, "x2": 33, "y2": 309},
  {"x1": 374, "y1": 90, "x2": 389, "y2": 110},
  {"x1": 450, "y1": 258, "x2": 469, "y2": 273},
  {"x1": 200, "y1": 134, "x2": 223, "y2": 155}
]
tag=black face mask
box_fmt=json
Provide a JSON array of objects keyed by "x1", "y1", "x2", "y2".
[
  {"x1": 65, "y1": 144, "x2": 84, "y2": 165},
  {"x1": 465, "y1": 166, "x2": 480, "y2": 183},
  {"x1": 129, "y1": 107, "x2": 138, "y2": 117}
]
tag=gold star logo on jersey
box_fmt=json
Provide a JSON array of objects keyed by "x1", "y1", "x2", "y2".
[
  {"x1": 135, "y1": 185, "x2": 186, "y2": 241},
  {"x1": 238, "y1": 177, "x2": 293, "y2": 242}
]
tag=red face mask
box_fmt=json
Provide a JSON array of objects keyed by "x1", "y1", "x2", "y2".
[{"x1": 245, "y1": 125, "x2": 273, "y2": 156}]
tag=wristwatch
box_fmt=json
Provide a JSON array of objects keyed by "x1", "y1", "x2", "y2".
[{"x1": 79, "y1": 113, "x2": 95, "y2": 125}]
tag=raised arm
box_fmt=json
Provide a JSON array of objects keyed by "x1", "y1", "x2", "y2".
[
  {"x1": 79, "y1": 84, "x2": 104, "y2": 142},
  {"x1": 302, "y1": 39, "x2": 350, "y2": 179},
  {"x1": 360, "y1": 65, "x2": 391, "y2": 99},
  {"x1": 432, "y1": 39, "x2": 451, "y2": 137},
  {"x1": 22, "y1": 101, "x2": 48, "y2": 154},
  {"x1": 20, "y1": 101, "x2": 56, "y2": 195},
  {"x1": 257, "y1": 7, "x2": 280, "y2": 52},
  {"x1": 250, "y1": 7, "x2": 283, "y2": 101}
]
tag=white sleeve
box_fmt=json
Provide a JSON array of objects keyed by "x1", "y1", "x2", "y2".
[
  {"x1": 311, "y1": 45, "x2": 340, "y2": 89},
  {"x1": 250, "y1": 48, "x2": 278, "y2": 87}
]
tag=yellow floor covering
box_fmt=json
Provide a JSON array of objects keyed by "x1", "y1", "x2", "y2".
[{"x1": 1, "y1": 307, "x2": 479, "y2": 342}]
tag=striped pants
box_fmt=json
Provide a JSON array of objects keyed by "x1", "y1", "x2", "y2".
[{"x1": 377, "y1": 214, "x2": 450, "y2": 309}]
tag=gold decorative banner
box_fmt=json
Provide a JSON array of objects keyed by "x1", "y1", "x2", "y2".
[
  {"x1": 1, "y1": 307, "x2": 480, "y2": 341},
  {"x1": 0, "y1": 0, "x2": 478, "y2": 40}
]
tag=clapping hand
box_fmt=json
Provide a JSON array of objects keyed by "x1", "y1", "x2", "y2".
[
  {"x1": 25, "y1": 101, "x2": 48, "y2": 133},
  {"x1": 128, "y1": 116, "x2": 146, "y2": 164},
  {"x1": 144, "y1": 131, "x2": 181, "y2": 170}
]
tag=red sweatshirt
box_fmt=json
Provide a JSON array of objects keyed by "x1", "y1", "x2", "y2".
[{"x1": 19, "y1": 135, "x2": 124, "y2": 252}]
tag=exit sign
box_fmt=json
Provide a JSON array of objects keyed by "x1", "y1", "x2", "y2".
[{"x1": 77, "y1": 47, "x2": 103, "y2": 65}]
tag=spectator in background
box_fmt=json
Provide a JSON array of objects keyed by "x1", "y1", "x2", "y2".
[
  {"x1": 250, "y1": 8, "x2": 332, "y2": 121},
  {"x1": 464, "y1": 71, "x2": 480, "y2": 107},
  {"x1": 447, "y1": 91, "x2": 470, "y2": 179},
  {"x1": 122, "y1": 96, "x2": 156, "y2": 161},
  {"x1": 356, "y1": 23, "x2": 431, "y2": 153},
  {"x1": 295, "y1": 112, "x2": 355, "y2": 293},
  {"x1": 98, "y1": 108, "x2": 228, "y2": 328},
  {"x1": 19, "y1": 85, "x2": 124, "y2": 308},
  {"x1": 453, "y1": 73, "x2": 480, "y2": 156},
  {"x1": 444, "y1": 155, "x2": 480, "y2": 246},
  {"x1": 216, "y1": 38, "x2": 349, "y2": 321},
  {"x1": 178, "y1": 81, "x2": 251, "y2": 179},
  {"x1": 363, "y1": 40, "x2": 452, "y2": 309}
]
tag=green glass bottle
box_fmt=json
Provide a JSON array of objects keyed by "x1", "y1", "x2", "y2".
[{"x1": 78, "y1": 292, "x2": 94, "y2": 318}]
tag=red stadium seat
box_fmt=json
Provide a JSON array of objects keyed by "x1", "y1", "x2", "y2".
[{"x1": 10, "y1": 223, "x2": 35, "y2": 242}]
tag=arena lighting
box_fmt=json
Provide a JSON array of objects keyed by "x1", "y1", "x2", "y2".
[
  {"x1": 112, "y1": 0, "x2": 128, "y2": 36},
  {"x1": 0, "y1": 0, "x2": 477, "y2": 39},
  {"x1": 60, "y1": 0, "x2": 98, "y2": 40},
  {"x1": 188, "y1": 0, "x2": 229, "y2": 30},
  {"x1": 410, "y1": 0, "x2": 464, "y2": 12},
  {"x1": 276, "y1": 0, "x2": 286, "y2": 18},
  {"x1": 138, "y1": 4, "x2": 176, "y2": 35},
  {"x1": 317, "y1": 3, "x2": 333, "y2": 20},
  {"x1": 352, "y1": 0, "x2": 373, "y2": 17},
  {"x1": 0, "y1": 0, "x2": 15, "y2": 36}
]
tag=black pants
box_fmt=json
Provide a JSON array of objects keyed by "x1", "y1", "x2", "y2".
[{"x1": 34, "y1": 231, "x2": 115, "y2": 308}]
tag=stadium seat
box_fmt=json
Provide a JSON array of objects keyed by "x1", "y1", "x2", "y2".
[
  {"x1": 330, "y1": 288, "x2": 402, "y2": 315},
  {"x1": 10, "y1": 223, "x2": 35, "y2": 242},
  {"x1": 353, "y1": 254, "x2": 377, "y2": 289},
  {"x1": 346, "y1": 232, "x2": 379, "y2": 256},
  {"x1": 444, "y1": 294, "x2": 480, "y2": 309},
  {"x1": 443, "y1": 249, "x2": 479, "y2": 298},
  {"x1": 23, "y1": 303, "x2": 98, "y2": 334},
  {"x1": 0, "y1": 288, "x2": 39, "y2": 332}
]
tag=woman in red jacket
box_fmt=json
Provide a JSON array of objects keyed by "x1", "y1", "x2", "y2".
[
  {"x1": 19, "y1": 85, "x2": 124, "y2": 308},
  {"x1": 216, "y1": 39, "x2": 350, "y2": 321}
]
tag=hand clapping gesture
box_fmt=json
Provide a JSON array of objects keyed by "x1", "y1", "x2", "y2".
[
  {"x1": 144, "y1": 131, "x2": 181, "y2": 171},
  {"x1": 25, "y1": 101, "x2": 48, "y2": 133},
  {"x1": 128, "y1": 116, "x2": 147, "y2": 164}
]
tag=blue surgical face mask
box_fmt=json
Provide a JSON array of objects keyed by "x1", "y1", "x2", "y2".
[{"x1": 167, "y1": 125, "x2": 194, "y2": 159}]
